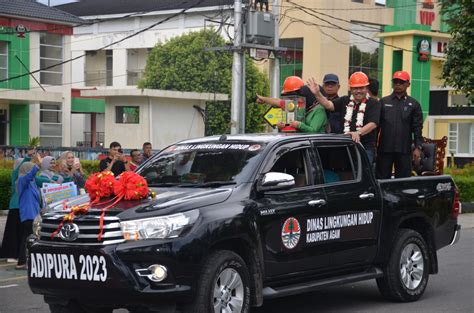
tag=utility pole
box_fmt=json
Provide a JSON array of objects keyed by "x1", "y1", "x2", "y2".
[
  {"x1": 269, "y1": 0, "x2": 280, "y2": 98},
  {"x1": 230, "y1": 0, "x2": 243, "y2": 134}
]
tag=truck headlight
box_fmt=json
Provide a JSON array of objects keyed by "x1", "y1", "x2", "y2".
[
  {"x1": 121, "y1": 209, "x2": 199, "y2": 240},
  {"x1": 33, "y1": 214, "x2": 42, "y2": 237}
]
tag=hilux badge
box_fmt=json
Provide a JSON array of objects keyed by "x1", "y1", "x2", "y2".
[{"x1": 281, "y1": 217, "x2": 301, "y2": 249}]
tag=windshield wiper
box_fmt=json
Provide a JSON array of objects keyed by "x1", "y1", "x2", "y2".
[{"x1": 180, "y1": 181, "x2": 237, "y2": 188}]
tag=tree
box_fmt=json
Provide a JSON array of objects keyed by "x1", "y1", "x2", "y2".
[
  {"x1": 138, "y1": 29, "x2": 270, "y2": 134},
  {"x1": 440, "y1": 1, "x2": 474, "y2": 104}
]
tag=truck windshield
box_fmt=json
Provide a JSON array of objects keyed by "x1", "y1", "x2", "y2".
[{"x1": 138, "y1": 142, "x2": 265, "y2": 186}]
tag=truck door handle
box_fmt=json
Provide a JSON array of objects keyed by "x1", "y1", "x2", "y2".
[
  {"x1": 359, "y1": 193, "x2": 375, "y2": 200},
  {"x1": 308, "y1": 199, "x2": 326, "y2": 206}
]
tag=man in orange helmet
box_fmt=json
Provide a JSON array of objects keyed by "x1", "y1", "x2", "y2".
[
  {"x1": 376, "y1": 71, "x2": 423, "y2": 179},
  {"x1": 308, "y1": 72, "x2": 381, "y2": 164},
  {"x1": 256, "y1": 76, "x2": 327, "y2": 133}
]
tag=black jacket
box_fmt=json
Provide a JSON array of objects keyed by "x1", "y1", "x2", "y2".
[{"x1": 378, "y1": 93, "x2": 423, "y2": 154}]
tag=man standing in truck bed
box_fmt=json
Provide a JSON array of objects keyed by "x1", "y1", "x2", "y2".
[{"x1": 376, "y1": 71, "x2": 423, "y2": 179}]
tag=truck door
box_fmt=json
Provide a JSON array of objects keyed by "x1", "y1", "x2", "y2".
[
  {"x1": 255, "y1": 141, "x2": 330, "y2": 279},
  {"x1": 312, "y1": 142, "x2": 381, "y2": 268}
]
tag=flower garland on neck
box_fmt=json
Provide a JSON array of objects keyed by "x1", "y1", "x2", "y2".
[{"x1": 343, "y1": 95, "x2": 368, "y2": 133}]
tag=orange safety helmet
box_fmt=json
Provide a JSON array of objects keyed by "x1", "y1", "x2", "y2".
[
  {"x1": 393, "y1": 70, "x2": 410, "y2": 82},
  {"x1": 281, "y1": 76, "x2": 304, "y2": 94},
  {"x1": 348, "y1": 72, "x2": 369, "y2": 88}
]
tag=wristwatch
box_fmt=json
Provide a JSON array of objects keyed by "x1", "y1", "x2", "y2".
[{"x1": 356, "y1": 130, "x2": 362, "y2": 136}]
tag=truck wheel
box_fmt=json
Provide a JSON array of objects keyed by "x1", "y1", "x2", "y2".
[
  {"x1": 376, "y1": 229, "x2": 430, "y2": 302},
  {"x1": 184, "y1": 250, "x2": 251, "y2": 313}
]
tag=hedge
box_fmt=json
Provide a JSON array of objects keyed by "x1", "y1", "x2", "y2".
[
  {"x1": 0, "y1": 169, "x2": 12, "y2": 210},
  {"x1": 452, "y1": 176, "x2": 474, "y2": 203}
]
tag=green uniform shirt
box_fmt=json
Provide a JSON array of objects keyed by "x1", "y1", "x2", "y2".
[{"x1": 297, "y1": 105, "x2": 327, "y2": 133}]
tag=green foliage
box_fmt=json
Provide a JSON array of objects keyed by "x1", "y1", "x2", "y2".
[
  {"x1": 0, "y1": 169, "x2": 12, "y2": 210},
  {"x1": 445, "y1": 163, "x2": 474, "y2": 202},
  {"x1": 80, "y1": 160, "x2": 100, "y2": 177},
  {"x1": 29, "y1": 136, "x2": 41, "y2": 148},
  {"x1": 349, "y1": 46, "x2": 379, "y2": 79},
  {"x1": 440, "y1": 1, "x2": 474, "y2": 104},
  {"x1": 138, "y1": 29, "x2": 270, "y2": 134},
  {"x1": 452, "y1": 176, "x2": 474, "y2": 203},
  {"x1": 0, "y1": 160, "x2": 14, "y2": 169}
]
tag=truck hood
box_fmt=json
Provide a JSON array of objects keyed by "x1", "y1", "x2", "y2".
[{"x1": 114, "y1": 187, "x2": 233, "y2": 220}]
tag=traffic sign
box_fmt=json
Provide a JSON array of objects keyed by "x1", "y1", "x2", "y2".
[{"x1": 263, "y1": 107, "x2": 285, "y2": 127}]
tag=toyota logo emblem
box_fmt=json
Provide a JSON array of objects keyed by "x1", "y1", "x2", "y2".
[{"x1": 59, "y1": 223, "x2": 80, "y2": 241}]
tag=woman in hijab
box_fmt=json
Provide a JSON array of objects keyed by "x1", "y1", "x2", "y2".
[
  {"x1": 58, "y1": 151, "x2": 85, "y2": 191},
  {"x1": 16, "y1": 154, "x2": 42, "y2": 269},
  {"x1": 0, "y1": 157, "x2": 28, "y2": 262},
  {"x1": 35, "y1": 156, "x2": 63, "y2": 188}
]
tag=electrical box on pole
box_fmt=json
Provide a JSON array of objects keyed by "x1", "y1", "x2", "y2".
[{"x1": 245, "y1": 10, "x2": 275, "y2": 46}]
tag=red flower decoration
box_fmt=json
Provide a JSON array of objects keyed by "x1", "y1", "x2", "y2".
[
  {"x1": 114, "y1": 171, "x2": 149, "y2": 200},
  {"x1": 85, "y1": 171, "x2": 116, "y2": 201}
]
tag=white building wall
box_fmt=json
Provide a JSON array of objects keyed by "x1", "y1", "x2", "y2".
[
  {"x1": 62, "y1": 35, "x2": 72, "y2": 146},
  {"x1": 112, "y1": 49, "x2": 127, "y2": 87},
  {"x1": 104, "y1": 97, "x2": 150, "y2": 149},
  {"x1": 103, "y1": 96, "x2": 205, "y2": 149},
  {"x1": 70, "y1": 11, "x2": 232, "y2": 90},
  {"x1": 28, "y1": 32, "x2": 40, "y2": 139},
  {"x1": 150, "y1": 98, "x2": 205, "y2": 149}
]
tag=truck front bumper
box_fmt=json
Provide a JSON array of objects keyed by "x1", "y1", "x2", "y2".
[{"x1": 27, "y1": 238, "x2": 202, "y2": 309}]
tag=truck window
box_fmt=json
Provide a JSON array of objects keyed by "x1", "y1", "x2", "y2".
[
  {"x1": 270, "y1": 149, "x2": 309, "y2": 187},
  {"x1": 316, "y1": 146, "x2": 358, "y2": 184}
]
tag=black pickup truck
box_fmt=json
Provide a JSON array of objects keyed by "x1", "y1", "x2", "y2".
[{"x1": 28, "y1": 134, "x2": 461, "y2": 313}]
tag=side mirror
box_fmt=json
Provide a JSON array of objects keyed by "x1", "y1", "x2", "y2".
[{"x1": 258, "y1": 172, "x2": 295, "y2": 192}]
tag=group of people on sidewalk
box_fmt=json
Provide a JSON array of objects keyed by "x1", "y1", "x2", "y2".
[
  {"x1": 0, "y1": 142, "x2": 154, "y2": 269},
  {"x1": 257, "y1": 70, "x2": 424, "y2": 179},
  {"x1": 0, "y1": 150, "x2": 87, "y2": 269}
]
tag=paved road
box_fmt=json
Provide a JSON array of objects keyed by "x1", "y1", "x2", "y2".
[{"x1": 1, "y1": 214, "x2": 473, "y2": 313}]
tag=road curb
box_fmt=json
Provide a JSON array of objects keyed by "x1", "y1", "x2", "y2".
[{"x1": 462, "y1": 202, "x2": 474, "y2": 213}]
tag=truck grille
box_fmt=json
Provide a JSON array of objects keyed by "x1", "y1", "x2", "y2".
[{"x1": 39, "y1": 211, "x2": 125, "y2": 246}]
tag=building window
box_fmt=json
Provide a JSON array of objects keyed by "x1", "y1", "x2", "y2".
[
  {"x1": 106, "y1": 50, "x2": 113, "y2": 86},
  {"x1": 448, "y1": 94, "x2": 470, "y2": 107},
  {"x1": 279, "y1": 38, "x2": 303, "y2": 90},
  {"x1": 0, "y1": 41, "x2": 7, "y2": 80},
  {"x1": 349, "y1": 23, "x2": 382, "y2": 82},
  {"x1": 40, "y1": 103, "x2": 62, "y2": 146},
  {"x1": 448, "y1": 123, "x2": 474, "y2": 155},
  {"x1": 40, "y1": 33, "x2": 63, "y2": 85},
  {"x1": 115, "y1": 106, "x2": 139, "y2": 124}
]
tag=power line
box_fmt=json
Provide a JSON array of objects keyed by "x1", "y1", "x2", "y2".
[
  {"x1": 0, "y1": 9, "x2": 155, "y2": 35},
  {"x1": 0, "y1": 0, "x2": 206, "y2": 84},
  {"x1": 287, "y1": 1, "x2": 445, "y2": 59},
  {"x1": 276, "y1": 1, "x2": 432, "y2": 11}
]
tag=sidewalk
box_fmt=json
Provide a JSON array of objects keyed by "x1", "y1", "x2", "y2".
[{"x1": 1, "y1": 211, "x2": 473, "y2": 249}]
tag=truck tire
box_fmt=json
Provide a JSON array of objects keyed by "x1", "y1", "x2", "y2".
[
  {"x1": 376, "y1": 229, "x2": 430, "y2": 302},
  {"x1": 183, "y1": 250, "x2": 251, "y2": 313}
]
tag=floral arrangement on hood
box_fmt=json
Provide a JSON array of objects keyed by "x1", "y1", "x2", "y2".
[{"x1": 51, "y1": 171, "x2": 149, "y2": 241}]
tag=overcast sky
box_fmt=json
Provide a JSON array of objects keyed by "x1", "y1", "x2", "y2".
[{"x1": 37, "y1": 0, "x2": 77, "y2": 6}]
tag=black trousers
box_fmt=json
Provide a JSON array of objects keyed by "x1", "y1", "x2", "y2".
[
  {"x1": 376, "y1": 152, "x2": 412, "y2": 179},
  {"x1": 0, "y1": 208, "x2": 21, "y2": 259},
  {"x1": 18, "y1": 220, "x2": 33, "y2": 266}
]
